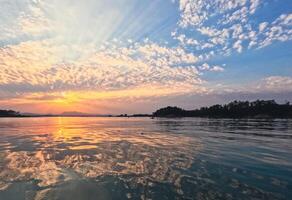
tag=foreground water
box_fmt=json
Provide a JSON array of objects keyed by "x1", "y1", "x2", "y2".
[{"x1": 0, "y1": 117, "x2": 291, "y2": 200}]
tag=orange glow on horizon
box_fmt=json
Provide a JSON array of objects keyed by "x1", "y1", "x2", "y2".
[{"x1": 0, "y1": 84, "x2": 201, "y2": 114}]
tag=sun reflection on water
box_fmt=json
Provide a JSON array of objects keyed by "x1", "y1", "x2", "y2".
[{"x1": 0, "y1": 117, "x2": 202, "y2": 199}]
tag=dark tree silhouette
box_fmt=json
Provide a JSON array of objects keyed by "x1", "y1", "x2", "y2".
[
  {"x1": 0, "y1": 110, "x2": 21, "y2": 117},
  {"x1": 153, "y1": 100, "x2": 292, "y2": 118}
]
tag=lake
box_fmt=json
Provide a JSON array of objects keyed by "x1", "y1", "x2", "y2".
[{"x1": 0, "y1": 117, "x2": 291, "y2": 200}]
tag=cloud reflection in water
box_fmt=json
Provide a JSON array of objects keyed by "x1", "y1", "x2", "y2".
[{"x1": 0, "y1": 117, "x2": 201, "y2": 199}]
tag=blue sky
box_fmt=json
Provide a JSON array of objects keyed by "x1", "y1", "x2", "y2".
[{"x1": 0, "y1": 0, "x2": 291, "y2": 114}]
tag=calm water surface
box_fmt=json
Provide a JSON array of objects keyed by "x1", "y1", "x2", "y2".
[{"x1": 0, "y1": 117, "x2": 291, "y2": 200}]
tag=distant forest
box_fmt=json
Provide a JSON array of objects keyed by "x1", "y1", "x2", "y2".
[
  {"x1": 0, "y1": 110, "x2": 21, "y2": 117},
  {"x1": 153, "y1": 100, "x2": 292, "y2": 118}
]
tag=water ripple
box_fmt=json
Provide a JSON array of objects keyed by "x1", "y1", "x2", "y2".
[{"x1": 0, "y1": 117, "x2": 291, "y2": 200}]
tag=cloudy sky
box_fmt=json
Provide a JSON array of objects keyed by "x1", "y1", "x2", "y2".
[{"x1": 0, "y1": 0, "x2": 291, "y2": 114}]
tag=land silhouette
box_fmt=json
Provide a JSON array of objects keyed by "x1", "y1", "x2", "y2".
[
  {"x1": 1, "y1": 100, "x2": 292, "y2": 118},
  {"x1": 0, "y1": 110, "x2": 21, "y2": 117},
  {"x1": 153, "y1": 100, "x2": 292, "y2": 118}
]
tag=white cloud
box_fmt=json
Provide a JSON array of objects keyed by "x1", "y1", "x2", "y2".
[
  {"x1": 257, "y1": 76, "x2": 292, "y2": 92},
  {"x1": 233, "y1": 40, "x2": 243, "y2": 53},
  {"x1": 259, "y1": 22, "x2": 268, "y2": 32},
  {"x1": 0, "y1": 39, "x2": 204, "y2": 97},
  {"x1": 174, "y1": 0, "x2": 292, "y2": 57},
  {"x1": 198, "y1": 63, "x2": 225, "y2": 72},
  {"x1": 274, "y1": 14, "x2": 292, "y2": 26},
  {"x1": 210, "y1": 66, "x2": 225, "y2": 72},
  {"x1": 250, "y1": 0, "x2": 261, "y2": 14},
  {"x1": 177, "y1": 0, "x2": 257, "y2": 28}
]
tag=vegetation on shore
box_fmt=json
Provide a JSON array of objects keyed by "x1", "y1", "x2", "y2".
[
  {"x1": 153, "y1": 100, "x2": 292, "y2": 118},
  {"x1": 0, "y1": 110, "x2": 21, "y2": 117}
]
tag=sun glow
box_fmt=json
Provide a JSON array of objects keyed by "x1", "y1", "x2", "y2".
[
  {"x1": 52, "y1": 92, "x2": 80, "y2": 105},
  {"x1": 0, "y1": 83, "x2": 204, "y2": 114},
  {"x1": 29, "y1": 0, "x2": 172, "y2": 57}
]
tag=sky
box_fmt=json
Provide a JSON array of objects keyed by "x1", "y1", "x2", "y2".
[{"x1": 0, "y1": 0, "x2": 291, "y2": 114}]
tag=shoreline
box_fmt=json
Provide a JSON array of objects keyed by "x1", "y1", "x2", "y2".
[{"x1": 1, "y1": 115, "x2": 292, "y2": 119}]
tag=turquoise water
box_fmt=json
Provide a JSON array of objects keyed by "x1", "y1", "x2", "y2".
[{"x1": 0, "y1": 117, "x2": 291, "y2": 200}]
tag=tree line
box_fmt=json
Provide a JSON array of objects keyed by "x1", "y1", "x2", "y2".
[
  {"x1": 0, "y1": 110, "x2": 21, "y2": 117},
  {"x1": 153, "y1": 100, "x2": 292, "y2": 118}
]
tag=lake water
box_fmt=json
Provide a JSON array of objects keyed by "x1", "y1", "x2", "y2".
[{"x1": 0, "y1": 117, "x2": 291, "y2": 200}]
